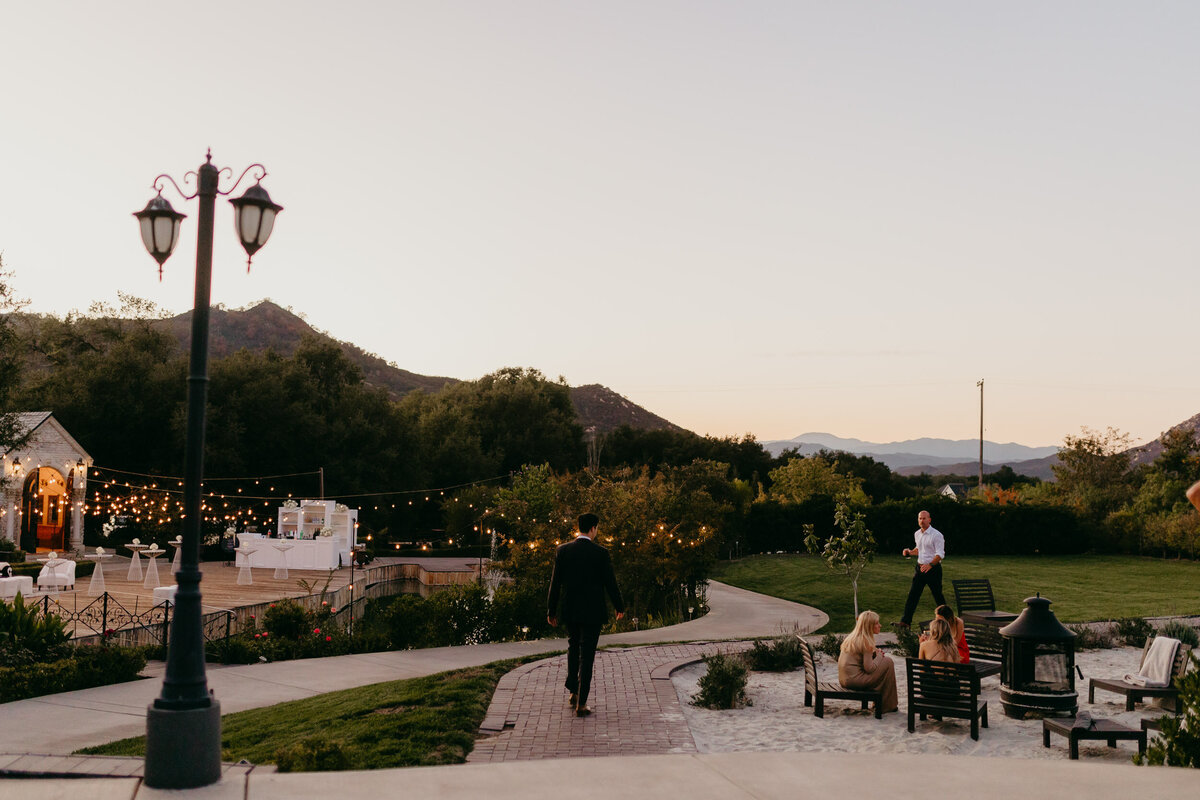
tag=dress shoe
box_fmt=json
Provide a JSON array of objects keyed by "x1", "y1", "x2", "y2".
[
  {"x1": 575, "y1": 705, "x2": 592, "y2": 717},
  {"x1": 568, "y1": 693, "x2": 578, "y2": 708},
  {"x1": 892, "y1": 621, "x2": 910, "y2": 630}
]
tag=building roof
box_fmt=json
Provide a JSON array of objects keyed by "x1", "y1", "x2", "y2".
[{"x1": 2, "y1": 412, "x2": 91, "y2": 461}]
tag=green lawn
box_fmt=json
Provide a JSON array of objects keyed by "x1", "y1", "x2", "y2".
[
  {"x1": 712, "y1": 554, "x2": 1200, "y2": 633},
  {"x1": 79, "y1": 655, "x2": 549, "y2": 770}
]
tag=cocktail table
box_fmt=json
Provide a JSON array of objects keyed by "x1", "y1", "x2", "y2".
[{"x1": 1042, "y1": 716, "x2": 1146, "y2": 760}]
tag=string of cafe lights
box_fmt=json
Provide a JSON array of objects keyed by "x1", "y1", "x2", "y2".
[{"x1": 84, "y1": 464, "x2": 512, "y2": 530}]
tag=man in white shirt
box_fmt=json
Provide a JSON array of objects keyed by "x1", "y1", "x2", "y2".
[{"x1": 898, "y1": 509, "x2": 946, "y2": 628}]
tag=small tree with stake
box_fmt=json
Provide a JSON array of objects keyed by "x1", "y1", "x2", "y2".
[{"x1": 804, "y1": 498, "x2": 876, "y2": 619}]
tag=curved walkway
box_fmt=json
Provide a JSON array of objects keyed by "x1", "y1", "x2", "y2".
[
  {"x1": 0, "y1": 581, "x2": 825, "y2": 756},
  {"x1": 469, "y1": 643, "x2": 747, "y2": 762}
]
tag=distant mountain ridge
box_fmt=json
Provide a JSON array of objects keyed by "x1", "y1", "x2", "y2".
[
  {"x1": 761, "y1": 431, "x2": 1057, "y2": 466},
  {"x1": 155, "y1": 301, "x2": 683, "y2": 435}
]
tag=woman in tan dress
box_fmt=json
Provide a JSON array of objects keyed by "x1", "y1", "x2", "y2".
[{"x1": 837, "y1": 609, "x2": 898, "y2": 713}]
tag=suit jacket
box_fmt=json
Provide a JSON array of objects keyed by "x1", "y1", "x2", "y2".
[{"x1": 547, "y1": 535, "x2": 624, "y2": 626}]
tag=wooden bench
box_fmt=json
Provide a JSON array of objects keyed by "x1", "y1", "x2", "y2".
[
  {"x1": 906, "y1": 658, "x2": 989, "y2": 740},
  {"x1": 799, "y1": 638, "x2": 883, "y2": 719},
  {"x1": 1088, "y1": 639, "x2": 1192, "y2": 712}
]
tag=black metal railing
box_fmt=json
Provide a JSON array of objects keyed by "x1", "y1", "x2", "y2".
[{"x1": 27, "y1": 592, "x2": 241, "y2": 648}]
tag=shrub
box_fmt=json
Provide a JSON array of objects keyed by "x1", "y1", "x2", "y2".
[
  {"x1": 745, "y1": 633, "x2": 803, "y2": 672},
  {"x1": 206, "y1": 635, "x2": 260, "y2": 665},
  {"x1": 263, "y1": 600, "x2": 310, "y2": 639},
  {"x1": 693, "y1": 650, "x2": 750, "y2": 709},
  {"x1": 1114, "y1": 617, "x2": 1155, "y2": 647},
  {"x1": 489, "y1": 581, "x2": 550, "y2": 642},
  {"x1": 816, "y1": 633, "x2": 845, "y2": 660},
  {"x1": 1068, "y1": 623, "x2": 1116, "y2": 650},
  {"x1": 891, "y1": 626, "x2": 920, "y2": 659},
  {"x1": 1136, "y1": 652, "x2": 1200, "y2": 767},
  {"x1": 272, "y1": 736, "x2": 351, "y2": 773},
  {"x1": 0, "y1": 644, "x2": 147, "y2": 703},
  {"x1": 1159, "y1": 620, "x2": 1200, "y2": 648},
  {"x1": 424, "y1": 584, "x2": 492, "y2": 646},
  {"x1": 0, "y1": 594, "x2": 70, "y2": 660},
  {"x1": 380, "y1": 594, "x2": 433, "y2": 650}
]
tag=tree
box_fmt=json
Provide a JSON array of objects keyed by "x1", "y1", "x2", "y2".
[
  {"x1": 1051, "y1": 427, "x2": 1135, "y2": 519},
  {"x1": 1130, "y1": 426, "x2": 1200, "y2": 557},
  {"x1": 804, "y1": 498, "x2": 876, "y2": 617},
  {"x1": 0, "y1": 256, "x2": 28, "y2": 461},
  {"x1": 768, "y1": 456, "x2": 868, "y2": 506},
  {"x1": 14, "y1": 294, "x2": 185, "y2": 471},
  {"x1": 824, "y1": 450, "x2": 913, "y2": 501}
]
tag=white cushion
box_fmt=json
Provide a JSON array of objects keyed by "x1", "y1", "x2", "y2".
[{"x1": 153, "y1": 585, "x2": 178, "y2": 603}]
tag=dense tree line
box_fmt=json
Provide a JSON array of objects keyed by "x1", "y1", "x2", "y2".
[{"x1": 4, "y1": 290, "x2": 1199, "y2": 563}]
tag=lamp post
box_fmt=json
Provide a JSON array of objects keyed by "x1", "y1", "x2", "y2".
[
  {"x1": 350, "y1": 543, "x2": 365, "y2": 637},
  {"x1": 134, "y1": 150, "x2": 281, "y2": 789}
]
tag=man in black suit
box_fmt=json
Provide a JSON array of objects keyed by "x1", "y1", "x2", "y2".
[{"x1": 547, "y1": 512, "x2": 624, "y2": 717}]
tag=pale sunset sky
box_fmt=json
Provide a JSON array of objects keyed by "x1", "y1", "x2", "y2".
[{"x1": 2, "y1": 3, "x2": 1196, "y2": 449}]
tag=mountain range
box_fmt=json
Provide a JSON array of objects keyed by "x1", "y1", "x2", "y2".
[
  {"x1": 155, "y1": 301, "x2": 682, "y2": 435},
  {"x1": 149, "y1": 301, "x2": 1197, "y2": 479}
]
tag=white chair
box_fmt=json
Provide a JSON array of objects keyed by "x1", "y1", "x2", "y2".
[
  {"x1": 0, "y1": 562, "x2": 34, "y2": 600},
  {"x1": 37, "y1": 559, "x2": 76, "y2": 592}
]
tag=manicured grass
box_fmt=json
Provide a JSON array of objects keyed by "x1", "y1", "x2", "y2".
[
  {"x1": 712, "y1": 554, "x2": 1200, "y2": 633},
  {"x1": 78, "y1": 655, "x2": 549, "y2": 769}
]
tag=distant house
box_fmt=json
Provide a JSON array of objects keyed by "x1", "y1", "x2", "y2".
[
  {"x1": 938, "y1": 483, "x2": 968, "y2": 501},
  {"x1": 1, "y1": 413, "x2": 92, "y2": 554}
]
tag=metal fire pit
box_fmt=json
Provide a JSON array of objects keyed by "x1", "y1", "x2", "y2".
[{"x1": 999, "y1": 594, "x2": 1078, "y2": 719}]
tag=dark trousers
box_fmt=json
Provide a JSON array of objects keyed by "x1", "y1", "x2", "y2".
[
  {"x1": 901, "y1": 563, "x2": 946, "y2": 625},
  {"x1": 565, "y1": 622, "x2": 603, "y2": 707}
]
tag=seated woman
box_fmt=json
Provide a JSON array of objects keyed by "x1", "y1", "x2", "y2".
[
  {"x1": 918, "y1": 617, "x2": 962, "y2": 663},
  {"x1": 935, "y1": 604, "x2": 970, "y2": 663},
  {"x1": 837, "y1": 609, "x2": 899, "y2": 713}
]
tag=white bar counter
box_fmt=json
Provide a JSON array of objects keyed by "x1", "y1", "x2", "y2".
[{"x1": 234, "y1": 533, "x2": 350, "y2": 570}]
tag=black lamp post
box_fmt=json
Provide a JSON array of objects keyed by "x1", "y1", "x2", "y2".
[{"x1": 134, "y1": 150, "x2": 281, "y2": 789}]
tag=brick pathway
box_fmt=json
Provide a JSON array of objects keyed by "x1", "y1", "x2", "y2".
[{"x1": 468, "y1": 642, "x2": 750, "y2": 762}]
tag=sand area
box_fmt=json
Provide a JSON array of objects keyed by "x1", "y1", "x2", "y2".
[{"x1": 673, "y1": 646, "x2": 1168, "y2": 763}]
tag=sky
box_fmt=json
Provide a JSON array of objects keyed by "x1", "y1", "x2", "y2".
[{"x1": 2, "y1": 2, "x2": 1197, "y2": 449}]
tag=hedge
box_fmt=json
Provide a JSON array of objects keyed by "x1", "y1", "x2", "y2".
[
  {"x1": 742, "y1": 498, "x2": 1097, "y2": 557},
  {"x1": 4, "y1": 560, "x2": 96, "y2": 579},
  {"x1": 0, "y1": 645, "x2": 148, "y2": 703}
]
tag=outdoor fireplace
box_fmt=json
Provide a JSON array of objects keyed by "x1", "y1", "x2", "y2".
[{"x1": 999, "y1": 593, "x2": 1078, "y2": 719}]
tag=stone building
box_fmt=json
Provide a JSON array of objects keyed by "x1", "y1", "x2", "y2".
[{"x1": 1, "y1": 412, "x2": 92, "y2": 554}]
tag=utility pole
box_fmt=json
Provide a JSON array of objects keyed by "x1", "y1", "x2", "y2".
[{"x1": 977, "y1": 379, "x2": 984, "y2": 494}]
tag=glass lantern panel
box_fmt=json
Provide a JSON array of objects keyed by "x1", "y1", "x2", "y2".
[
  {"x1": 153, "y1": 217, "x2": 180, "y2": 255},
  {"x1": 255, "y1": 209, "x2": 276, "y2": 245},
  {"x1": 139, "y1": 217, "x2": 157, "y2": 254},
  {"x1": 237, "y1": 205, "x2": 262, "y2": 245}
]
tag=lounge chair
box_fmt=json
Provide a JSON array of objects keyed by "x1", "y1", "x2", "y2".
[{"x1": 1088, "y1": 637, "x2": 1192, "y2": 712}]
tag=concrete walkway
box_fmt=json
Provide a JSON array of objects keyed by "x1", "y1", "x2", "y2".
[
  {"x1": 0, "y1": 580, "x2": 825, "y2": 755},
  {"x1": 3, "y1": 750, "x2": 1196, "y2": 799}
]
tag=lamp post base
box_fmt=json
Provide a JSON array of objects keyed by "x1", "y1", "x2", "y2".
[{"x1": 144, "y1": 699, "x2": 223, "y2": 788}]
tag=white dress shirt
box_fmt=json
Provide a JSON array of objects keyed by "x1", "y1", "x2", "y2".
[{"x1": 913, "y1": 526, "x2": 945, "y2": 565}]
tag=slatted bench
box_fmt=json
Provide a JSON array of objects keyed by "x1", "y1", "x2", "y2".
[
  {"x1": 906, "y1": 658, "x2": 989, "y2": 740},
  {"x1": 1089, "y1": 639, "x2": 1193, "y2": 712},
  {"x1": 799, "y1": 638, "x2": 883, "y2": 719}
]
